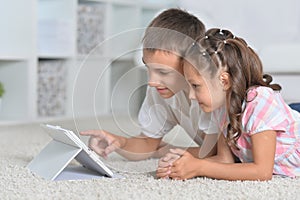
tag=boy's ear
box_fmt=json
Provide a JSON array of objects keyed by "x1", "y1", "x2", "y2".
[{"x1": 220, "y1": 72, "x2": 231, "y2": 90}]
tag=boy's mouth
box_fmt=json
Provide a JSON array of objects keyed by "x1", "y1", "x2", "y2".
[{"x1": 156, "y1": 87, "x2": 169, "y2": 94}]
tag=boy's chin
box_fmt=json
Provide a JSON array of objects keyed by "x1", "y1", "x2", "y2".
[
  {"x1": 158, "y1": 91, "x2": 175, "y2": 99},
  {"x1": 199, "y1": 105, "x2": 213, "y2": 113}
]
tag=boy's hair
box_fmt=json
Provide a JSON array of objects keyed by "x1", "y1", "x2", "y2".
[{"x1": 142, "y1": 8, "x2": 205, "y2": 57}]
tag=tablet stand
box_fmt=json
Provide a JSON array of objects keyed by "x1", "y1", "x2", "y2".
[
  {"x1": 28, "y1": 139, "x2": 83, "y2": 180},
  {"x1": 27, "y1": 124, "x2": 116, "y2": 180}
]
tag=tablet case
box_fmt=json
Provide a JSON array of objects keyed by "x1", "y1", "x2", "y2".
[{"x1": 27, "y1": 124, "x2": 114, "y2": 180}]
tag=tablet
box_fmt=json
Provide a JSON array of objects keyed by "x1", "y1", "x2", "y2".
[{"x1": 40, "y1": 124, "x2": 114, "y2": 178}]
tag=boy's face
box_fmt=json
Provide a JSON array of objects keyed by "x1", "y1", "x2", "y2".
[
  {"x1": 142, "y1": 50, "x2": 187, "y2": 99},
  {"x1": 183, "y1": 62, "x2": 226, "y2": 112}
]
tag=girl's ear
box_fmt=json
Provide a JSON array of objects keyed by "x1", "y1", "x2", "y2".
[{"x1": 220, "y1": 72, "x2": 231, "y2": 90}]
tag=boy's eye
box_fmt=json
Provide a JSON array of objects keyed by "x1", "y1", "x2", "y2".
[
  {"x1": 159, "y1": 70, "x2": 169, "y2": 75},
  {"x1": 156, "y1": 69, "x2": 172, "y2": 75},
  {"x1": 191, "y1": 84, "x2": 200, "y2": 88}
]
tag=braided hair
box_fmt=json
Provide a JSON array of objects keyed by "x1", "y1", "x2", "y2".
[{"x1": 185, "y1": 28, "x2": 281, "y2": 149}]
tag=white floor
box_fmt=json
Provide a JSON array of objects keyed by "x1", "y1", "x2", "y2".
[{"x1": 1, "y1": 116, "x2": 299, "y2": 199}]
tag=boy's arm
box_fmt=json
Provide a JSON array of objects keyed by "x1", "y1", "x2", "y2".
[
  {"x1": 81, "y1": 130, "x2": 162, "y2": 161},
  {"x1": 116, "y1": 134, "x2": 162, "y2": 160},
  {"x1": 153, "y1": 133, "x2": 218, "y2": 159}
]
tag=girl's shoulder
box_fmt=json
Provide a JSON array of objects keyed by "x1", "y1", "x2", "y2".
[
  {"x1": 246, "y1": 86, "x2": 278, "y2": 103},
  {"x1": 242, "y1": 86, "x2": 289, "y2": 134},
  {"x1": 244, "y1": 86, "x2": 283, "y2": 117}
]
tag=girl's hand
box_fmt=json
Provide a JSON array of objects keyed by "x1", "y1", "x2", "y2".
[
  {"x1": 168, "y1": 148, "x2": 200, "y2": 180},
  {"x1": 80, "y1": 130, "x2": 125, "y2": 158},
  {"x1": 156, "y1": 150, "x2": 181, "y2": 179}
]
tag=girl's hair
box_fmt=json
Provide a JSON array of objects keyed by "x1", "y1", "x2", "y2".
[
  {"x1": 184, "y1": 28, "x2": 281, "y2": 149},
  {"x1": 142, "y1": 8, "x2": 205, "y2": 57}
]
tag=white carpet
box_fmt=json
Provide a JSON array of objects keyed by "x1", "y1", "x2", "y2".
[{"x1": 1, "y1": 116, "x2": 299, "y2": 200}]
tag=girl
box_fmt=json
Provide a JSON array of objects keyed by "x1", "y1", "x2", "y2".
[{"x1": 157, "y1": 28, "x2": 300, "y2": 181}]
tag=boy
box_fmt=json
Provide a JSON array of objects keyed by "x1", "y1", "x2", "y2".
[{"x1": 81, "y1": 8, "x2": 218, "y2": 161}]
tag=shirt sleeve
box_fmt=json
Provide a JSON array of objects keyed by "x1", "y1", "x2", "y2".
[
  {"x1": 242, "y1": 87, "x2": 289, "y2": 136},
  {"x1": 138, "y1": 87, "x2": 177, "y2": 138}
]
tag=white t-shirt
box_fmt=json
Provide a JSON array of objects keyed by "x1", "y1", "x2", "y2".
[{"x1": 138, "y1": 87, "x2": 219, "y2": 145}]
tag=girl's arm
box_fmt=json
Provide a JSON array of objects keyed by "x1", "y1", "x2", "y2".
[
  {"x1": 169, "y1": 130, "x2": 276, "y2": 181},
  {"x1": 203, "y1": 133, "x2": 235, "y2": 163},
  {"x1": 157, "y1": 133, "x2": 233, "y2": 179}
]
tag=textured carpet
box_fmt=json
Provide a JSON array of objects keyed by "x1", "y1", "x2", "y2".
[{"x1": 0, "y1": 116, "x2": 299, "y2": 200}]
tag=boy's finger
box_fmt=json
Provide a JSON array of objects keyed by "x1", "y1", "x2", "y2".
[
  {"x1": 104, "y1": 144, "x2": 117, "y2": 156},
  {"x1": 80, "y1": 130, "x2": 98, "y2": 135},
  {"x1": 156, "y1": 167, "x2": 171, "y2": 177},
  {"x1": 88, "y1": 137, "x2": 104, "y2": 148},
  {"x1": 92, "y1": 147, "x2": 105, "y2": 157},
  {"x1": 158, "y1": 160, "x2": 171, "y2": 168},
  {"x1": 170, "y1": 148, "x2": 186, "y2": 156},
  {"x1": 156, "y1": 173, "x2": 170, "y2": 179},
  {"x1": 163, "y1": 152, "x2": 180, "y2": 162},
  {"x1": 80, "y1": 130, "x2": 106, "y2": 138}
]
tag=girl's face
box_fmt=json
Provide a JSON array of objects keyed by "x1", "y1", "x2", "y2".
[
  {"x1": 183, "y1": 62, "x2": 227, "y2": 112},
  {"x1": 143, "y1": 50, "x2": 187, "y2": 99}
]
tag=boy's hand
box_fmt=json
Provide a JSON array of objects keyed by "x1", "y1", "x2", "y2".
[
  {"x1": 80, "y1": 130, "x2": 125, "y2": 158},
  {"x1": 152, "y1": 141, "x2": 175, "y2": 158},
  {"x1": 156, "y1": 149, "x2": 182, "y2": 179},
  {"x1": 168, "y1": 148, "x2": 199, "y2": 180}
]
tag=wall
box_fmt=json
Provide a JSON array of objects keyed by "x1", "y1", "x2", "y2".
[
  {"x1": 0, "y1": 0, "x2": 178, "y2": 123},
  {"x1": 179, "y1": 0, "x2": 300, "y2": 49}
]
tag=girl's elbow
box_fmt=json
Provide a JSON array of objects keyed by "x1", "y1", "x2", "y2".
[
  {"x1": 257, "y1": 170, "x2": 273, "y2": 181},
  {"x1": 259, "y1": 174, "x2": 272, "y2": 181}
]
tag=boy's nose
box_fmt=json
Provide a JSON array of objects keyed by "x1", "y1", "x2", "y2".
[
  {"x1": 148, "y1": 80, "x2": 160, "y2": 87},
  {"x1": 148, "y1": 73, "x2": 161, "y2": 87},
  {"x1": 189, "y1": 88, "x2": 196, "y2": 100}
]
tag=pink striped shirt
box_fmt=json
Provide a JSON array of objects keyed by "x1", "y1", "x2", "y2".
[{"x1": 214, "y1": 86, "x2": 300, "y2": 177}]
